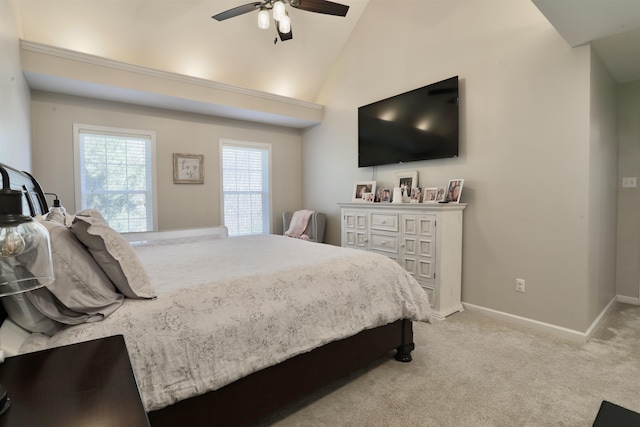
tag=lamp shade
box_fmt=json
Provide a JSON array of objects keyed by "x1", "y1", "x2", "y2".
[
  {"x1": 278, "y1": 14, "x2": 291, "y2": 34},
  {"x1": 258, "y1": 9, "x2": 269, "y2": 29},
  {"x1": 0, "y1": 187, "x2": 54, "y2": 297},
  {"x1": 272, "y1": 0, "x2": 285, "y2": 21}
]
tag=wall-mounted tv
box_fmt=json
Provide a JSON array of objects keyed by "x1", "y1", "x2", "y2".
[{"x1": 358, "y1": 76, "x2": 459, "y2": 168}]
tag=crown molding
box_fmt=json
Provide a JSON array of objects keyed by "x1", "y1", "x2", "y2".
[
  {"x1": 20, "y1": 40, "x2": 322, "y2": 111},
  {"x1": 20, "y1": 40, "x2": 323, "y2": 128}
]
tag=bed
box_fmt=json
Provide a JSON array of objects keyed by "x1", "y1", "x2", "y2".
[{"x1": 0, "y1": 162, "x2": 431, "y2": 426}]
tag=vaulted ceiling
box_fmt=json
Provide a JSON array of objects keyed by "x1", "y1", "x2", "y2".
[
  {"x1": 15, "y1": 0, "x2": 369, "y2": 103},
  {"x1": 13, "y1": 0, "x2": 640, "y2": 126}
]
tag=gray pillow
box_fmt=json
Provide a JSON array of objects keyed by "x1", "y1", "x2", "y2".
[
  {"x1": 24, "y1": 287, "x2": 94, "y2": 325},
  {"x1": 1, "y1": 291, "x2": 63, "y2": 335},
  {"x1": 70, "y1": 215, "x2": 156, "y2": 299},
  {"x1": 75, "y1": 209, "x2": 106, "y2": 222},
  {"x1": 36, "y1": 217, "x2": 124, "y2": 320}
]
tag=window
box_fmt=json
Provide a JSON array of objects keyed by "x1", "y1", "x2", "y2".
[
  {"x1": 73, "y1": 124, "x2": 156, "y2": 233},
  {"x1": 220, "y1": 140, "x2": 271, "y2": 236}
]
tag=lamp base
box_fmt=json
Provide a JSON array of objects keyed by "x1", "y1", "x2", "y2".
[{"x1": 0, "y1": 384, "x2": 9, "y2": 415}]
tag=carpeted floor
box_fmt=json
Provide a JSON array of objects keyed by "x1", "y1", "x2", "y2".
[{"x1": 257, "y1": 303, "x2": 640, "y2": 426}]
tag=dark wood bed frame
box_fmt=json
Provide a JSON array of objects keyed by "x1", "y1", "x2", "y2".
[{"x1": 0, "y1": 162, "x2": 416, "y2": 426}]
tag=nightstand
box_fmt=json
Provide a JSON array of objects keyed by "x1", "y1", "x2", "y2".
[{"x1": 0, "y1": 334, "x2": 149, "y2": 427}]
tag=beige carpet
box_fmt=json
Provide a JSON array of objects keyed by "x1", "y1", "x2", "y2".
[{"x1": 257, "y1": 303, "x2": 640, "y2": 426}]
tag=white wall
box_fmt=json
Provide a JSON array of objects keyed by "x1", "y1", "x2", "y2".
[
  {"x1": 30, "y1": 91, "x2": 303, "y2": 233},
  {"x1": 587, "y1": 51, "x2": 618, "y2": 323},
  {"x1": 616, "y1": 79, "x2": 640, "y2": 302},
  {"x1": 0, "y1": 0, "x2": 32, "y2": 170},
  {"x1": 303, "y1": 0, "x2": 614, "y2": 332}
]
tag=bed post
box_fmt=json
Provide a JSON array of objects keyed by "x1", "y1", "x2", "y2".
[{"x1": 394, "y1": 319, "x2": 415, "y2": 362}]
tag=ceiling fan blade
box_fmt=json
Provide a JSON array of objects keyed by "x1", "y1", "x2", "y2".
[
  {"x1": 290, "y1": 0, "x2": 349, "y2": 17},
  {"x1": 212, "y1": 2, "x2": 262, "y2": 21}
]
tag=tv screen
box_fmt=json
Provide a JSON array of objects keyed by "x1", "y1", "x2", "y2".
[{"x1": 358, "y1": 76, "x2": 459, "y2": 168}]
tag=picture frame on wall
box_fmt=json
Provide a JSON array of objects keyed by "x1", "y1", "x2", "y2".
[
  {"x1": 445, "y1": 179, "x2": 464, "y2": 203},
  {"x1": 423, "y1": 187, "x2": 439, "y2": 203},
  {"x1": 173, "y1": 153, "x2": 204, "y2": 184},
  {"x1": 353, "y1": 181, "x2": 376, "y2": 202}
]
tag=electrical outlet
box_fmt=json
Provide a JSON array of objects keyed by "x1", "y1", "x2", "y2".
[
  {"x1": 622, "y1": 177, "x2": 637, "y2": 188},
  {"x1": 516, "y1": 278, "x2": 525, "y2": 293}
]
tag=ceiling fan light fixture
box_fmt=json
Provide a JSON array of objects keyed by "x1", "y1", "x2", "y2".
[
  {"x1": 258, "y1": 9, "x2": 270, "y2": 29},
  {"x1": 212, "y1": 0, "x2": 350, "y2": 43},
  {"x1": 278, "y1": 14, "x2": 291, "y2": 34},
  {"x1": 272, "y1": 0, "x2": 286, "y2": 21}
]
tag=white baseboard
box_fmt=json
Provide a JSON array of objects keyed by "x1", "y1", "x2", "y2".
[
  {"x1": 616, "y1": 295, "x2": 639, "y2": 305},
  {"x1": 462, "y1": 297, "x2": 618, "y2": 343},
  {"x1": 584, "y1": 297, "x2": 617, "y2": 341}
]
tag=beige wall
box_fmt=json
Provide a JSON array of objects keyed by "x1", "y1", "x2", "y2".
[
  {"x1": 303, "y1": 0, "x2": 616, "y2": 332},
  {"x1": 616, "y1": 80, "x2": 640, "y2": 301},
  {"x1": 4, "y1": 0, "x2": 631, "y2": 333},
  {"x1": 30, "y1": 91, "x2": 303, "y2": 233},
  {"x1": 0, "y1": 0, "x2": 32, "y2": 170}
]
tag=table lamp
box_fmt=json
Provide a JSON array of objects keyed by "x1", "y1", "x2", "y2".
[{"x1": 0, "y1": 166, "x2": 54, "y2": 415}]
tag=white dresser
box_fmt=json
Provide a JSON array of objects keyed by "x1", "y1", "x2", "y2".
[{"x1": 338, "y1": 202, "x2": 466, "y2": 320}]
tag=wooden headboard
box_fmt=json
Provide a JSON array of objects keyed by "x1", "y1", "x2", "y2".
[
  {"x1": 0, "y1": 162, "x2": 49, "y2": 324},
  {"x1": 0, "y1": 162, "x2": 48, "y2": 217}
]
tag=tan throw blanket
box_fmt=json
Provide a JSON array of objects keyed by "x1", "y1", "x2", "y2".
[{"x1": 284, "y1": 210, "x2": 315, "y2": 240}]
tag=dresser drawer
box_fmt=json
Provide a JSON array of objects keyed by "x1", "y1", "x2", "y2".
[
  {"x1": 370, "y1": 213, "x2": 399, "y2": 232},
  {"x1": 369, "y1": 232, "x2": 399, "y2": 254},
  {"x1": 344, "y1": 211, "x2": 367, "y2": 229},
  {"x1": 420, "y1": 284, "x2": 436, "y2": 308}
]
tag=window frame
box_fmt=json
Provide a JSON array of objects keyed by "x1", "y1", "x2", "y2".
[
  {"x1": 72, "y1": 123, "x2": 158, "y2": 233},
  {"x1": 219, "y1": 139, "x2": 273, "y2": 236}
]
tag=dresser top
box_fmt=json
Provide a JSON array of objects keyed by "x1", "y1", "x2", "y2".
[{"x1": 338, "y1": 202, "x2": 467, "y2": 211}]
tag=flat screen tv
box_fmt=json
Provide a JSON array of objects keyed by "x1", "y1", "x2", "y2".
[{"x1": 358, "y1": 76, "x2": 459, "y2": 168}]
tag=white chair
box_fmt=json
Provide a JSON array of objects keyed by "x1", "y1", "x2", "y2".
[{"x1": 282, "y1": 211, "x2": 326, "y2": 243}]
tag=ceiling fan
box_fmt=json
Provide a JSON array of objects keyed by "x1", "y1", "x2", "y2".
[{"x1": 212, "y1": 0, "x2": 350, "y2": 43}]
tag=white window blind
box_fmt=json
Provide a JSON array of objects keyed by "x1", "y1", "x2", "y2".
[
  {"x1": 220, "y1": 141, "x2": 271, "y2": 236},
  {"x1": 74, "y1": 124, "x2": 156, "y2": 233}
]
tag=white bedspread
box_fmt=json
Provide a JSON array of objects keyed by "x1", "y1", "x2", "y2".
[{"x1": 20, "y1": 234, "x2": 431, "y2": 411}]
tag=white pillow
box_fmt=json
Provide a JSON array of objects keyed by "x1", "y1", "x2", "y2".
[{"x1": 70, "y1": 215, "x2": 156, "y2": 299}]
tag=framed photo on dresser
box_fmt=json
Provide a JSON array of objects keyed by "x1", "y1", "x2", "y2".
[
  {"x1": 445, "y1": 179, "x2": 464, "y2": 203},
  {"x1": 353, "y1": 181, "x2": 376, "y2": 202},
  {"x1": 394, "y1": 171, "x2": 418, "y2": 193},
  {"x1": 423, "y1": 187, "x2": 438, "y2": 203}
]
